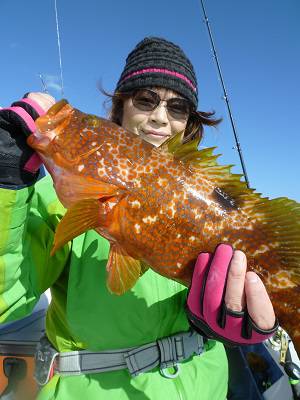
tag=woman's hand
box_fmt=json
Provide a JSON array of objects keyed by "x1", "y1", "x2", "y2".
[
  {"x1": 186, "y1": 244, "x2": 278, "y2": 346},
  {"x1": 224, "y1": 249, "x2": 275, "y2": 330},
  {"x1": 26, "y1": 92, "x2": 56, "y2": 112}
]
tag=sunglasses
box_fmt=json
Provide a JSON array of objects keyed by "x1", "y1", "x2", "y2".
[{"x1": 132, "y1": 89, "x2": 193, "y2": 120}]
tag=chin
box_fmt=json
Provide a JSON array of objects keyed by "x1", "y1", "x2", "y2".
[{"x1": 144, "y1": 137, "x2": 164, "y2": 147}]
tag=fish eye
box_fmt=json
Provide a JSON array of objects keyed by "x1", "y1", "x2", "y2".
[{"x1": 82, "y1": 116, "x2": 101, "y2": 128}]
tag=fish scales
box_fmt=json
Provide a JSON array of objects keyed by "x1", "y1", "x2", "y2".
[{"x1": 27, "y1": 100, "x2": 300, "y2": 354}]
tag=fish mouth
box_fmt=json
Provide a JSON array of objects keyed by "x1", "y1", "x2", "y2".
[
  {"x1": 35, "y1": 99, "x2": 72, "y2": 133},
  {"x1": 27, "y1": 99, "x2": 73, "y2": 152}
]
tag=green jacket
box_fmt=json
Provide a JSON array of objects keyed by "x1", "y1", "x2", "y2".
[{"x1": 0, "y1": 174, "x2": 228, "y2": 400}]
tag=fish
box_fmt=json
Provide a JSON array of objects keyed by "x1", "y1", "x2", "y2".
[{"x1": 27, "y1": 99, "x2": 300, "y2": 353}]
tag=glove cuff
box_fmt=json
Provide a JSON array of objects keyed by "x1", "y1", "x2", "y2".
[
  {"x1": 1, "y1": 106, "x2": 36, "y2": 136},
  {"x1": 11, "y1": 98, "x2": 46, "y2": 120},
  {"x1": 0, "y1": 107, "x2": 42, "y2": 175},
  {"x1": 186, "y1": 304, "x2": 279, "y2": 347}
]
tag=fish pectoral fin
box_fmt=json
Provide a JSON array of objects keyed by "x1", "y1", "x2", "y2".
[
  {"x1": 106, "y1": 245, "x2": 141, "y2": 295},
  {"x1": 55, "y1": 173, "x2": 121, "y2": 205},
  {"x1": 51, "y1": 198, "x2": 102, "y2": 255}
]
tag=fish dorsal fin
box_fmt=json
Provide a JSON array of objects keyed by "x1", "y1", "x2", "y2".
[
  {"x1": 106, "y1": 245, "x2": 141, "y2": 295},
  {"x1": 160, "y1": 132, "x2": 250, "y2": 208},
  {"x1": 159, "y1": 131, "x2": 187, "y2": 153},
  {"x1": 162, "y1": 133, "x2": 300, "y2": 282}
]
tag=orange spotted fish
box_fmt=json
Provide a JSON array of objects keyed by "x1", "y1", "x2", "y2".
[{"x1": 28, "y1": 100, "x2": 300, "y2": 353}]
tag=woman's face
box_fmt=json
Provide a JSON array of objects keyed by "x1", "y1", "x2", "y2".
[{"x1": 122, "y1": 87, "x2": 189, "y2": 147}]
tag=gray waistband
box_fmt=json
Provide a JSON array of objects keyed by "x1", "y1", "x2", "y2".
[{"x1": 35, "y1": 330, "x2": 205, "y2": 385}]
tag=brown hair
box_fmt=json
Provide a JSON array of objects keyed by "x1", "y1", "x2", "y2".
[{"x1": 103, "y1": 89, "x2": 222, "y2": 144}]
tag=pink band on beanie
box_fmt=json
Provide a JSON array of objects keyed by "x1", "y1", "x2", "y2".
[
  {"x1": 18, "y1": 98, "x2": 46, "y2": 116},
  {"x1": 2, "y1": 106, "x2": 36, "y2": 133},
  {"x1": 121, "y1": 68, "x2": 197, "y2": 92}
]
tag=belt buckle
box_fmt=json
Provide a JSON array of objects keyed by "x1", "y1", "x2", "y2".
[
  {"x1": 180, "y1": 329, "x2": 204, "y2": 359},
  {"x1": 34, "y1": 336, "x2": 59, "y2": 386}
]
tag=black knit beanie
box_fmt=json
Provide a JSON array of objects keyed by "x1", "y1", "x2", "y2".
[{"x1": 115, "y1": 37, "x2": 198, "y2": 108}]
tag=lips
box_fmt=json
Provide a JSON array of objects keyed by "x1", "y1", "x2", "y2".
[{"x1": 142, "y1": 130, "x2": 170, "y2": 138}]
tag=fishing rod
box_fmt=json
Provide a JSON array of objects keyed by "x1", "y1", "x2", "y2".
[
  {"x1": 199, "y1": 6, "x2": 300, "y2": 398},
  {"x1": 54, "y1": 0, "x2": 64, "y2": 97},
  {"x1": 199, "y1": 0, "x2": 250, "y2": 188},
  {"x1": 37, "y1": 1, "x2": 64, "y2": 97}
]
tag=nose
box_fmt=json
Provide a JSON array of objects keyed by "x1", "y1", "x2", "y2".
[{"x1": 149, "y1": 102, "x2": 168, "y2": 126}]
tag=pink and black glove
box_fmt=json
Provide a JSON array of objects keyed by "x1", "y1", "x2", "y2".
[
  {"x1": 0, "y1": 93, "x2": 54, "y2": 186},
  {"x1": 186, "y1": 244, "x2": 278, "y2": 346}
]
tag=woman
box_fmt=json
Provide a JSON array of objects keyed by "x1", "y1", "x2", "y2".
[{"x1": 0, "y1": 37, "x2": 276, "y2": 399}]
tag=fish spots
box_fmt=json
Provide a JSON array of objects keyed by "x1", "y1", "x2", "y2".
[
  {"x1": 142, "y1": 215, "x2": 158, "y2": 224},
  {"x1": 250, "y1": 244, "x2": 271, "y2": 257},
  {"x1": 158, "y1": 177, "x2": 168, "y2": 187},
  {"x1": 97, "y1": 167, "x2": 105, "y2": 177},
  {"x1": 177, "y1": 234, "x2": 181, "y2": 239},
  {"x1": 134, "y1": 224, "x2": 141, "y2": 234},
  {"x1": 78, "y1": 164, "x2": 84, "y2": 172},
  {"x1": 182, "y1": 192, "x2": 188, "y2": 201},
  {"x1": 232, "y1": 238, "x2": 243, "y2": 248},
  {"x1": 166, "y1": 200, "x2": 176, "y2": 218},
  {"x1": 136, "y1": 166, "x2": 147, "y2": 174},
  {"x1": 192, "y1": 208, "x2": 202, "y2": 220},
  {"x1": 203, "y1": 222, "x2": 214, "y2": 232},
  {"x1": 189, "y1": 236, "x2": 196, "y2": 242},
  {"x1": 135, "y1": 178, "x2": 142, "y2": 188},
  {"x1": 172, "y1": 192, "x2": 181, "y2": 200},
  {"x1": 121, "y1": 169, "x2": 129, "y2": 180},
  {"x1": 269, "y1": 271, "x2": 297, "y2": 289},
  {"x1": 107, "y1": 200, "x2": 117, "y2": 210},
  {"x1": 130, "y1": 200, "x2": 141, "y2": 209},
  {"x1": 145, "y1": 165, "x2": 153, "y2": 173},
  {"x1": 177, "y1": 262, "x2": 182, "y2": 268}
]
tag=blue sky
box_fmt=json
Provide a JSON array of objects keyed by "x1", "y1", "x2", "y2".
[{"x1": 1, "y1": 0, "x2": 299, "y2": 201}]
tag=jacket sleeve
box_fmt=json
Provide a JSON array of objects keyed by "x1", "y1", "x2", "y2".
[{"x1": 0, "y1": 175, "x2": 70, "y2": 324}]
